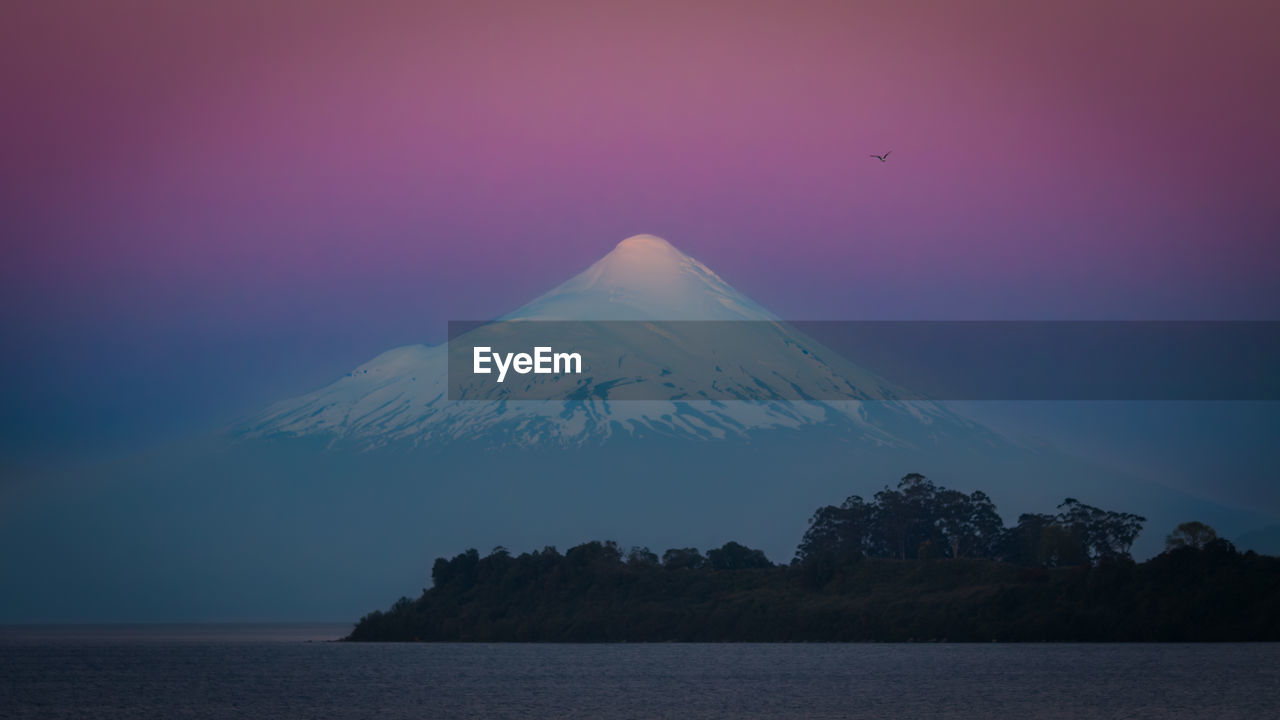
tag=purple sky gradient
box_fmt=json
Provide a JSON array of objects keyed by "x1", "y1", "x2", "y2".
[{"x1": 2, "y1": 0, "x2": 1278, "y2": 460}]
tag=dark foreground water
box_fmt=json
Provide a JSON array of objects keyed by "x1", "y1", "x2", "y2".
[{"x1": 2, "y1": 626, "x2": 1278, "y2": 719}]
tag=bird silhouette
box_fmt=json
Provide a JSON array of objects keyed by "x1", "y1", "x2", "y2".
[{"x1": 870, "y1": 151, "x2": 892, "y2": 162}]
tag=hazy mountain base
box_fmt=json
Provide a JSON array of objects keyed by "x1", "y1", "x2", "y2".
[
  {"x1": 0, "y1": 429, "x2": 1270, "y2": 623},
  {"x1": 347, "y1": 549, "x2": 1280, "y2": 643}
]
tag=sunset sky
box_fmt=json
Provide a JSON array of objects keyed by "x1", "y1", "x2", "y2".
[{"x1": 2, "y1": 0, "x2": 1278, "y2": 462}]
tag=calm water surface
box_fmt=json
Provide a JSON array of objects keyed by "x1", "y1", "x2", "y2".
[{"x1": 2, "y1": 626, "x2": 1278, "y2": 719}]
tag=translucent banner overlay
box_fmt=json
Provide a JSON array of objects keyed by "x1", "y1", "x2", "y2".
[{"x1": 447, "y1": 321, "x2": 1280, "y2": 401}]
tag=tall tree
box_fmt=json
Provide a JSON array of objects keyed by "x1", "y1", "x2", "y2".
[
  {"x1": 1056, "y1": 498, "x2": 1146, "y2": 562},
  {"x1": 796, "y1": 495, "x2": 873, "y2": 562},
  {"x1": 874, "y1": 486, "x2": 913, "y2": 560},
  {"x1": 1165, "y1": 521, "x2": 1219, "y2": 551},
  {"x1": 968, "y1": 491, "x2": 1005, "y2": 559},
  {"x1": 874, "y1": 473, "x2": 941, "y2": 559},
  {"x1": 935, "y1": 489, "x2": 975, "y2": 558}
]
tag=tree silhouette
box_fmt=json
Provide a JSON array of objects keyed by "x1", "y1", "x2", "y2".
[
  {"x1": 796, "y1": 494, "x2": 873, "y2": 562},
  {"x1": 707, "y1": 541, "x2": 772, "y2": 570},
  {"x1": 627, "y1": 546, "x2": 660, "y2": 566},
  {"x1": 661, "y1": 547, "x2": 707, "y2": 570},
  {"x1": 1165, "y1": 521, "x2": 1219, "y2": 551}
]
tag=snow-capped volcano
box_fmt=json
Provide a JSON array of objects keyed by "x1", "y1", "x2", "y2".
[
  {"x1": 241, "y1": 235, "x2": 993, "y2": 448},
  {"x1": 508, "y1": 234, "x2": 775, "y2": 321}
]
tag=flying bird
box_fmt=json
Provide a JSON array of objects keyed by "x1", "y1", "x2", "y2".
[{"x1": 870, "y1": 151, "x2": 892, "y2": 162}]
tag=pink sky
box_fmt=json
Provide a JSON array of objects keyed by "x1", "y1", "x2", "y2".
[{"x1": 1, "y1": 0, "x2": 1278, "y2": 350}]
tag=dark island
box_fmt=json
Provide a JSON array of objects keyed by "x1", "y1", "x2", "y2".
[{"x1": 348, "y1": 474, "x2": 1280, "y2": 642}]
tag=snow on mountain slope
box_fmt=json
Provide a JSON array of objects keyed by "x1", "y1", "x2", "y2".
[
  {"x1": 240, "y1": 235, "x2": 995, "y2": 449},
  {"x1": 508, "y1": 234, "x2": 776, "y2": 321}
]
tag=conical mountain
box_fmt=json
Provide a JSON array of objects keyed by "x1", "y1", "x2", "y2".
[
  {"x1": 241, "y1": 235, "x2": 990, "y2": 448},
  {"x1": 507, "y1": 234, "x2": 775, "y2": 321}
]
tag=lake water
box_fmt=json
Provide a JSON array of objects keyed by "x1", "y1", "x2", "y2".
[{"x1": 2, "y1": 626, "x2": 1278, "y2": 718}]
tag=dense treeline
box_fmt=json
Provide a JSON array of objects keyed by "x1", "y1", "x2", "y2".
[
  {"x1": 347, "y1": 474, "x2": 1280, "y2": 642},
  {"x1": 795, "y1": 473, "x2": 1146, "y2": 585}
]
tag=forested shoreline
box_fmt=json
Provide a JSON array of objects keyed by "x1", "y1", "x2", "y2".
[{"x1": 347, "y1": 474, "x2": 1280, "y2": 642}]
